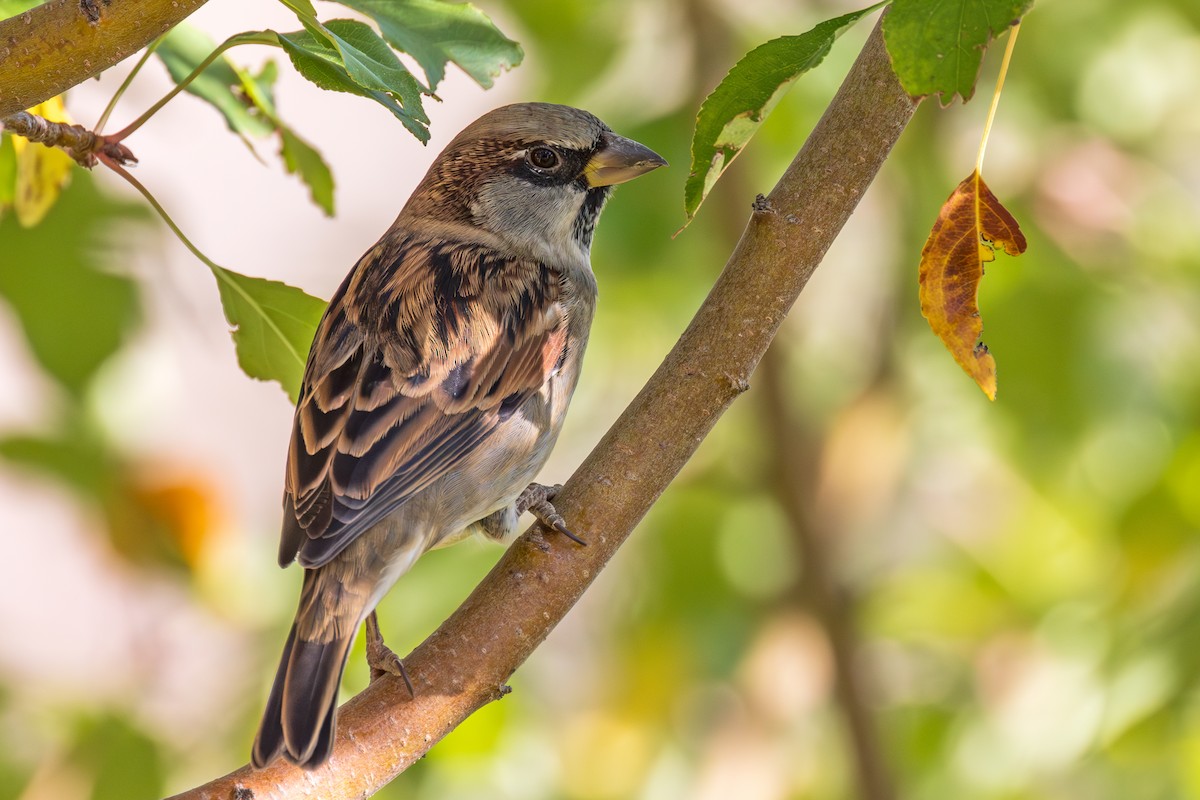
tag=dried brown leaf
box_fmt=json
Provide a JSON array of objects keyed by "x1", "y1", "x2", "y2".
[{"x1": 918, "y1": 169, "x2": 1027, "y2": 400}]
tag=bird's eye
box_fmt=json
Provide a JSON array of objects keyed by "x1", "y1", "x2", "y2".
[{"x1": 527, "y1": 146, "x2": 560, "y2": 170}]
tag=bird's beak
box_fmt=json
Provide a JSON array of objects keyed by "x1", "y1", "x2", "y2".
[{"x1": 583, "y1": 131, "x2": 668, "y2": 187}]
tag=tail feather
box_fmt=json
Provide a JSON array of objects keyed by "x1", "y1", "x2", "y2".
[
  {"x1": 252, "y1": 592, "x2": 358, "y2": 769},
  {"x1": 250, "y1": 623, "x2": 295, "y2": 768},
  {"x1": 282, "y1": 636, "x2": 354, "y2": 765},
  {"x1": 310, "y1": 688, "x2": 338, "y2": 767}
]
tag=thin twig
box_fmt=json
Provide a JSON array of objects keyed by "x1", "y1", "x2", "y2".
[{"x1": 1, "y1": 111, "x2": 137, "y2": 167}]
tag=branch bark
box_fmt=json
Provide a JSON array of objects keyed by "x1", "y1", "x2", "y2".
[
  {"x1": 0, "y1": 0, "x2": 209, "y2": 118},
  {"x1": 169, "y1": 16, "x2": 916, "y2": 800},
  {"x1": 0, "y1": 109, "x2": 137, "y2": 165}
]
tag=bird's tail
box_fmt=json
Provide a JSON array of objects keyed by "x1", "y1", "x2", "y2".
[{"x1": 251, "y1": 574, "x2": 359, "y2": 769}]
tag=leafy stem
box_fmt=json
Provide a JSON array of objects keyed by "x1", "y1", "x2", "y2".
[
  {"x1": 96, "y1": 150, "x2": 309, "y2": 372},
  {"x1": 1, "y1": 34, "x2": 264, "y2": 165},
  {"x1": 108, "y1": 32, "x2": 278, "y2": 142},
  {"x1": 96, "y1": 151, "x2": 221, "y2": 271}
]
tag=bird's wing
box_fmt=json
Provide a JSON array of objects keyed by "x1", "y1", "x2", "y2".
[{"x1": 278, "y1": 233, "x2": 569, "y2": 568}]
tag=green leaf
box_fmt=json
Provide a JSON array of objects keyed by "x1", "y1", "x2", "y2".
[
  {"x1": 274, "y1": 0, "x2": 348, "y2": 55},
  {"x1": 272, "y1": 22, "x2": 431, "y2": 141},
  {"x1": 683, "y1": 3, "x2": 886, "y2": 224},
  {"x1": 267, "y1": 4, "x2": 429, "y2": 107},
  {"x1": 334, "y1": 0, "x2": 522, "y2": 89},
  {"x1": 281, "y1": 127, "x2": 335, "y2": 216},
  {"x1": 883, "y1": 0, "x2": 1033, "y2": 104},
  {"x1": 157, "y1": 24, "x2": 276, "y2": 140},
  {"x1": 276, "y1": 0, "x2": 319, "y2": 20},
  {"x1": 208, "y1": 265, "x2": 325, "y2": 402},
  {"x1": 322, "y1": 19, "x2": 428, "y2": 109},
  {"x1": 0, "y1": 174, "x2": 146, "y2": 396}
]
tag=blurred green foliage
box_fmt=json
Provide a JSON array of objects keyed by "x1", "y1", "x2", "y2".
[
  {"x1": 69, "y1": 715, "x2": 166, "y2": 800},
  {"x1": 0, "y1": 175, "x2": 145, "y2": 397},
  {"x1": 2, "y1": 0, "x2": 1200, "y2": 799}
]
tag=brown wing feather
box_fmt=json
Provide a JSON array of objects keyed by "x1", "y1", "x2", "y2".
[{"x1": 278, "y1": 232, "x2": 567, "y2": 569}]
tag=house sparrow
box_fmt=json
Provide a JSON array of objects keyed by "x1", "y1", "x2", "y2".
[{"x1": 251, "y1": 102, "x2": 666, "y2": 769}]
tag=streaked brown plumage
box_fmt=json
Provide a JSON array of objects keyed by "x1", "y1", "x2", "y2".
[{"x1": 251, "y1": 103, "x2": 665, "y2": 769}]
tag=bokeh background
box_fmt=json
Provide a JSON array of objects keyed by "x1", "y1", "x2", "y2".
[{"x1": 3, "y1": 0, "x2": 1200, "y2": 798}]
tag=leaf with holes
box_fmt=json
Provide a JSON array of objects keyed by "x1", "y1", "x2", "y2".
[{"x1": 918, "y1": 170, "x2": 1027, "y2": 399}]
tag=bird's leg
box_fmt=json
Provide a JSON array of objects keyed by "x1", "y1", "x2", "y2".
[
  {"x1": 364, "y1": 611, "x2": 414, "y2": 697},
  {"x1": 516, "y1": 483, "x2": 587, "y2": 545}
]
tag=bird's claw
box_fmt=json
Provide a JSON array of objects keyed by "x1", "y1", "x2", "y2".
[
  {"x1": 516, "y1": 483, "x2": 587, "y2": 545},
  {"x1": 365, "y1": 611, "x2": 414, "y2": 697}
]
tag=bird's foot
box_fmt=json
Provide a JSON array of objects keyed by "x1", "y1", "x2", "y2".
[
  {"x1": 365, "y1": 611, "x2": 414, "y2": 697},
  {"x1": 516, "y1": 483, "x2": 587, "y2": 546}
]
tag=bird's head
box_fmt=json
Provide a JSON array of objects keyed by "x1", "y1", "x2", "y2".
[{"x1": 398, "y1": 103, "x2": 667, "y2": 266}]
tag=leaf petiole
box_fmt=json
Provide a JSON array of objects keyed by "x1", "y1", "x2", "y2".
[
  {"x1": 97, "y1": 150, "x2": 313, "y2": 382},
  {"x1": 95, "y1": 36, "x2": 163, "y2": 133},
  {"x1": 109, "y1": 32, "x2": 279, "y2": 142},
  {"x1": 975, "y1": 22, "x2": 1021, "y2": 173},
  {"x1": 96, "y1": 150, "x2": 222, "y2": 273}
]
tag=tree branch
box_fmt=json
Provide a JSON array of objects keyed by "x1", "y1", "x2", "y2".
[
  {"x1": 168, "y1": 16, "x2": 917, "y2": 800},
  {"x1": 0, "y1": 109, "x2": 137, "y2": 165},
  {"x1": 0, "y1": 0, "x2": 209, "y2": 118}
]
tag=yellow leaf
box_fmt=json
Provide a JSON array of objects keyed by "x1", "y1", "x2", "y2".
[
  {"x1": 12, "y1": 96, "x2": 75, "y2": 227},
  {"x1": 918, "y1": 170, "x2": 1027, "y2": 400}
]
